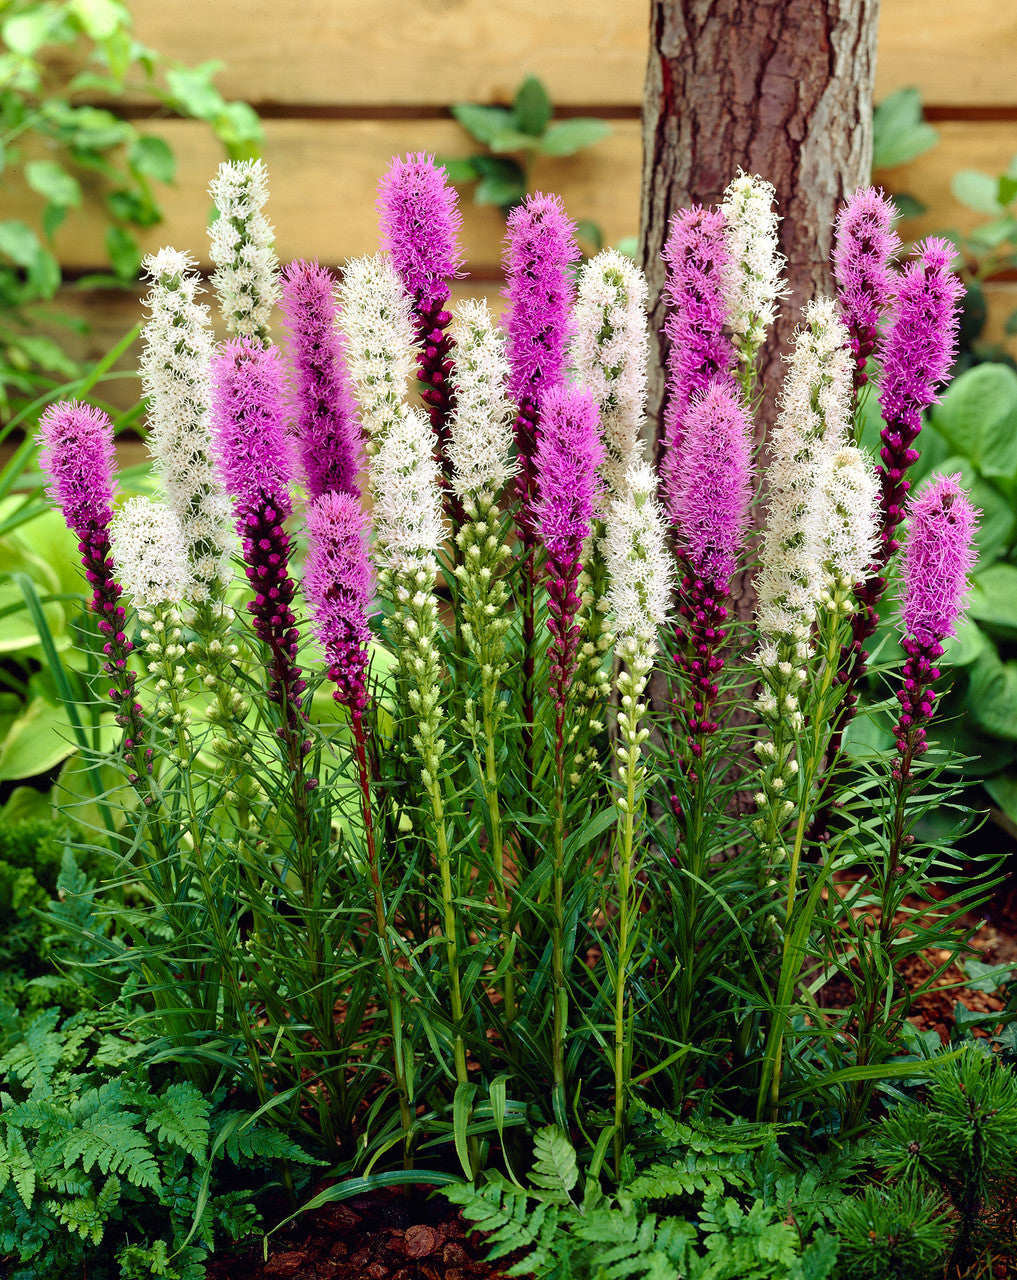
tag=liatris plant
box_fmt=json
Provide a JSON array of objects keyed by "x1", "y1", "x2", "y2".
[
  {"x1": 831, "y1": 185, "x2": 900, "y2": 396},
  {"x1": 35, "y1": 155, "x2": 998, "y2": 1216}
]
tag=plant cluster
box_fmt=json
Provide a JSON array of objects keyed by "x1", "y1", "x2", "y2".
[
  {"x1": 16, "y1": 152, "x2": 1017, "y2": 1273},
  {"x1": 0, "y1": 0, "x2": 262, "y2": 411}
]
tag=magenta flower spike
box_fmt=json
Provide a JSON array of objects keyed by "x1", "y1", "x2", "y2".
[
  {"x1": 660, "y1": 206, "x2": 736, "y2": 467},
  {"x1": 503, "y1": 193, "x2": 580, "y2": 541},
  {"x1": 832, "y1": 187, "x2": 900, "y2": 392},
  {"x1": 211, "y1": 339, "x2": 307, "y2": 736},
  {"x1": 303, "y1": 491, "x2": 374, "y2": 715},
  {"x1": 36, "y1": 402, "x2": 149, "y2": 784},
  {"x1": 534, "y1": 386, "x2": 604, "y2": 714},
  {"x1": 377, "y1": 153, "x2": 465, "y2": 485},
  {"x1": 893, "y1": 473, "x2": 977, "y2": 776},
  {"x1": 667, "y1": 380, "x2": 753, "y2": 587},
  {"x1": 280, "y1": 259, "x2": 363, "y2": 502},
  {"x1": 665, "y1": 379, "x2": 753, "y2": 788},
  {"x1": 877, "y1": 237, "x2": 963, "y2": 564}
]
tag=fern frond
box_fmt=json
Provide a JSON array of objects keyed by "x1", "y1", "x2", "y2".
[
  {"x1": 61, "y1": 1118, "x2": 161, "y2": 1192},
  {"x1": 145, "y1": 1082, "x2": 210, "y2": 1161},
  {"x1": 0, "y1": 1010, "x2": 62, "y2": 1092},
  {"x1": 2, "y1": 1128, "x2": 36, "y2": 1208},
  {"x1": 529, "y1": 1125, "x2": 579, "y2": 1204}
]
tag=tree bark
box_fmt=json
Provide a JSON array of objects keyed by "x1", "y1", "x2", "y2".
[{"x1": 641, "y1": 0, "x2": 880, "y2": 522}]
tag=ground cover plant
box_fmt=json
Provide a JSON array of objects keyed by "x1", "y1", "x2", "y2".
[{"x1": 7, "y1": 154, "x2": 1017, "y2": 1277}]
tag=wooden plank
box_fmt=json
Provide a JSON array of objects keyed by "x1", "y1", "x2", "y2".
[
  {"x1": 107, "y1": 0, "x2": 1017, "y2": 109},
  {"x1": 875, "y1": 121, "x2": 1017, "y2": 245},
  {"x1": 16, "y1": 119, "x2": 640, "y2": 273}
]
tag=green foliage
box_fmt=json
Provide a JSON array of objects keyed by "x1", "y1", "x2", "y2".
[
  {"x1": 833, "y1": 1183, "x2": 953, "y2": 1280},
  {"x1": 0, "y1": 0, "x2": 262, "y2": 409},
  {"x1": 442, "y1": 74, "x2": 611, "y2": 247},
  {"x1": 872, "y1": 88, "x2": 939, "y2": 173}
]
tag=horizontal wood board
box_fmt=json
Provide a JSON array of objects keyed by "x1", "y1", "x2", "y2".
[{"x1": 111, "y1": 0, "x2": 1017, "y2": 109}]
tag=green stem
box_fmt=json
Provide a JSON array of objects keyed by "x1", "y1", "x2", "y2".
[{"x1": 612, "y1": 735, "x2": 639, "y2": 1178}]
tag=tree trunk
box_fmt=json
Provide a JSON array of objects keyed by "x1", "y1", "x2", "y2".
[{"x1": 641, "y1": 0, "x2": 880, "y2": 509}]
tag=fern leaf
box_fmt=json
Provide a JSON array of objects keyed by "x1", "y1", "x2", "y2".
[
  {"x1": 3, "y1": 1128, "x2": 36, "y2": 1208},
  {"x1": 447, "y1": 1176, "x2": 544, "y2": 1262},
  {"x1": 61, "y1": 1118, "x2": 161, "y2": 1192},
  {"x1": 220, "y1": 1120, "x2": 319, "y2": 1166},
  {"x1": 530, "y1": 1125, "x2": 579, "y2": 1202},
  {"x1": 145, "y1": 1082, "x2": 210, "y2": 1161},
  {"x1": 793, "y1": 1231, "x2": 840, "y2": 1280},
  {"x1": 0, "y1": 1010, "x2": 62, "y2": 1092}
]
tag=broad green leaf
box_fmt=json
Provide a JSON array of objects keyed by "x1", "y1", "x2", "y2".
[
  {"x1": 2, "y1": 6, "x2": 61, "y2": 56},
  {"x1": 998, "y1": 174, "x2": 1017, "y2": 207},
  {"x1": 128, "y1": 135, "x2": 175, "y2": 184},
  {"x1": 70, "y1": 0, "x2": 127, "y2": 40},
  {"x1": 437, "y1": 156, "x2": 478, "y2": 184},
  {"x1": 166, "y1": 63, "x2": 226, "y2": 121},
  {"x1": 0, "y1": 220, "x2": 41, "y2": 267},
  {"x1": 213, "y1": 100, "x2": 263, "y2": 160},
  {"x1": 967, "y1": 648, "x2": 1017, "y2": 741},
  {"x1": 513, "y1": 76, "x2": 552, "y2": 136},
  {"x1": 451, "y1": 102, "x2": 517, "y2": 147},
  {"x1": 892, "y1": 194, "x2": 926, "y2": 219},
  {"x1": 26, "y1": 160, "x2": 82, "y2": 208},
  {"x1": 931, "y1": 363, "x2": 1017, "y2": 480},
  {"x1": 951, "y1": 169, "x2": 1003, "y2": 215},
  {"x1": 100, "y1": 25, "x2": 131, "y2": 82},
  {"x1": 538, "y1": 118, "x2": 612, "y2": 157},
  {"x1": 0, "y1": 694, "x2": 75, "y2": 781},
  {"x1": 984, "y1": 770, "x2": 1017, "y2": 825},
  {"x1": 105, "y1": 224, "x2": 141, "y2": 279},
  {"x1": 872, "y1": 88, "x2": 938, "y2": 169},
  {"x1": 475, "y1": 175, "x2": 526, "y2": 207},
  {"x1": 969, "y1": 563, "x2": 1017, "y2": 637},
  {"x1": 940, "y1": 617, "x2": 988, "y2": 668}
]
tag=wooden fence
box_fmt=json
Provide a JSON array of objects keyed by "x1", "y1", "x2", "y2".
[{"x1": 22, "y1": 0, "x2": 1017, "y2": 387}]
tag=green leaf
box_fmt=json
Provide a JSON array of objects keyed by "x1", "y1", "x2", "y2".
[
  {"x1": 100, "y1": 26, "x2": 131, "y2": 82},
  {"x1": 26, "y1": 160, "x2": 82, "y2": 208},
  {"x1": 166, "y1": 63, "x2": 226, "y2": 121},
  {"x1": 967, "y1": 647, "x2": 1017, "y2": 740},
  {"x1": 984, "y1": 770, "x2": 1017, "y2": 825},
  {"x1": 575, "y1": 219, "x2": 603, "y2": 252},
  {"x1": 2, "y1": 6, "x2": 61, "y2": 56},
  {"x1": 105, "y1": 225, "x2": 141, "y2": 279},
  {"x1": 970, "y1": 563, "x2": 1017, "y2": 638},
  {"x1": 128, "y1": 135, "x2": 176, "y2": 184},
  {"x1": 0, "y1": 694, "x2": 76, "y2": 782},
  {"x1": 998, "y1": 174, "x2": 1017, "y2": 208},
  {"x1": 931, "y1": 363, "x2": 1017, "y2": 480},
  {"x1": 538, "y1": 118, "x2": 612, "y2": 157},
  {"x1": 940, "y1": 617, "x2": 987, "y2": 668},
  {"x1": 0, "y1": 221, "x2": 41, "y2": 268},
  {"x1": 513, "y1": 77, "x2": 553, "y2": 136},
  {"x1": 451, "y1": 102, "x2": 517, "y2": 147},
  {"x1": 437, "y1": 156, "x2": 479, "y2": 184},
  {"x1": 951, "y1": 169, "x2": 1003, "y2": 215},
  {"x1": 146, "y1": 1083, "x2": 210, "y2": 1161},
  {"x1": 891, "y1": 193, "x2": 926, "y2": 219},
  {"x1": 452, "y1": 1081, "x2": 478, "y2": 1179},
  {"x1": 70, "y1": 0, "x2": 127, "y2": 40},
  {"x1": 872, "y1": 88, "x2": 939, "y2": 169}
]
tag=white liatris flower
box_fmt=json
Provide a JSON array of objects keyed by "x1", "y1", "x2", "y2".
[
  {"x1": 571, "y1": 250, "x2": 649, "y2": 498},
  {"x1": 338, "y1": 253, "x2": 417, "y2": 453},
  {"x1": 604, "y1": 461, "x2": 673, "y2": 651},
  {"x1": 755, "y1": 297, "x2": 852, "y2": 649},
  {"x1": 140, "y1": 249, "x2": 236, "y2": 604},
  {"x1": 448, "y1": 299, "x2": 517, "y2": 498},
  {"x1": 810, "y1": 444, "x2": 880, "y2": 605},
  {"x1": 371, "y1": 405, "x2": 446, "y2": 574},
  {"x1": 208, "y1": 159, "x2": 280, "y2": 344},
  {"x1": 110, "y1": 496, "x2": 192, "y2": 608},
  {"x1": 720, "y1": 171, "x2": 788, "y2": 363}
]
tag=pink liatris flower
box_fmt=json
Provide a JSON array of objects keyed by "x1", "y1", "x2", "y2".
[
  {"x1": 832, "y1": 187, "x2": 900, "y2": 393},
  {"x1": 533, "y1": 386, "x2": 604, "y2": 718},
  {"x1": 303, "y1": 491, "x2": 374, "y2": 715},
  {"x1": 210, "y1": 340, "x2": 308, "y2": 741},
  {"x1": 877, "y1": 237, "x2": 963, "y2": 565},
  {"x1": 666, "y1": 380, "x2": 753, "y2": 785},
  {"x1": 281, "y1": 260, "x2": 363, "y2": 502},
  {"x1": 36, "y1": 402, "x2": 150, "y2": 786},
  {"x1": 503, "y1": 193, "x2": 580, "y2": 541},
  {"x1": 377, "y1": 153, "x2": 465, "y2": 486},
  {"x1": 894, "y1": 473, "x2": 977, "y2": 776},
  {"x1": 661, "y1": 206, "x2": 737, "y2": 470}
]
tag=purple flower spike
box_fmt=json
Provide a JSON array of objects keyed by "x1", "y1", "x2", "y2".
[
  {"x1": 377, "y1": 152, "x2": 464, "y2": 313},
  {"x1": 211, "y1": 340, "x2": 307, "y2": 738},
  {"x1": 833, "y1": 186, "x2": 901, "y2": 391},
  {"x1": 37, "y1": 402, "x2": 150, "y2": 785},
  {"x1": 304, "y1": 491, "x2": 374, "y2": 714},
  {"x1": 281, "y1": 260, "x2": 363, "y2": 502},
  {"x1": 534, "y1": 386, "x2": 603, "y2": 725},
  {"x1": 901, "y1": 474, "x2": 977, "y2": 650},
  {"x1": 661, "y1": 206, "x2": 736, "y2": 462},
  {"x1": 667, "y1": 379, "x2": 753, "y2": 586},
  {"x1": 504, "y1": 193, "x2": 580, "y2": 538},
  {"x1": 877, "y1": 237, "x2": 963, "y2": 562},
  {"x1": 37, "y1": 400, "x2": 116, "y2": 537},
  {"x1": 893, "y1": 473, "x2": 977, "y2": 779}
]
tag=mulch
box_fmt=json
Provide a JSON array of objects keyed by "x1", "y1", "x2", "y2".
[{"x1": 204, "y1": 1186, "x2": 526, "y2": 1280}]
